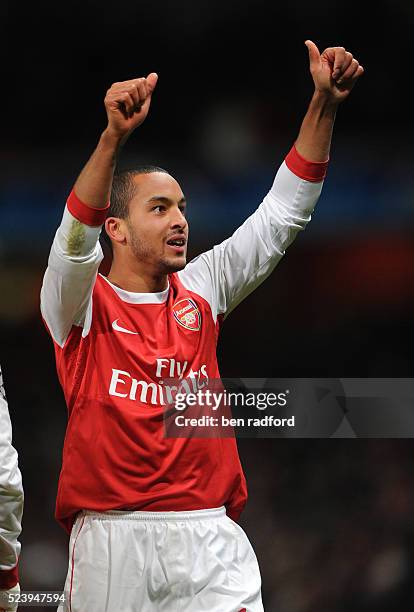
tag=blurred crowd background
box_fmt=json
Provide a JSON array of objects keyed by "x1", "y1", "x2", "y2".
[{"x1": 1, "y1": 0, "x2": 414, "y2": 609}]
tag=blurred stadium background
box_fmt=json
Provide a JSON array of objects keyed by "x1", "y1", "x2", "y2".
[{"x1": 1, "y1": 0, "x2": 414, "y2": 609}]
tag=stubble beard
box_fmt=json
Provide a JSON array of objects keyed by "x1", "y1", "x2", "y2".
[{"x1": 129, "y1": 228, "x2": 187, "y2": 275}]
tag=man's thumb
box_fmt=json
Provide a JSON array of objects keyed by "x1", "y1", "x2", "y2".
[
  {"x1": 305, "y1": 40, "x2": 320, "y2": 67},
  {"x1": 146, "y1": 72, "x2": 159, "y2": 93}
]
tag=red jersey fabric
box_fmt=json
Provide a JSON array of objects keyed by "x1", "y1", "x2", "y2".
[{"x1": 54, "y1": 274, "x2": 246, "y2": 533}]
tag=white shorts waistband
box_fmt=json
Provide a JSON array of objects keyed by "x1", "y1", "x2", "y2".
[{"x1": 81, "y1": 506, "x2": 226, "y2": 522}]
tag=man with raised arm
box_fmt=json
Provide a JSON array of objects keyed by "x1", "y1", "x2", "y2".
[
  {"x1": 41, "y1": 41, "x2": 363, "y2": 611},
  {"x1": 0, "y1": 368, "x2": 23, "y2": 612}
]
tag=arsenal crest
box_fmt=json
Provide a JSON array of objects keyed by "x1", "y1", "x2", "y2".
[{"x1": 173, "y1": 298, "x2": 201, "y2": 331}]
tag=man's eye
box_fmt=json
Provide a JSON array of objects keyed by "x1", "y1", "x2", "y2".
[
  {"x1": 179, "y1": 207, "x2": 187, "y2": 216},
  {"x1": 153, "y1": 205, "x2": 165, "y2": 213}
]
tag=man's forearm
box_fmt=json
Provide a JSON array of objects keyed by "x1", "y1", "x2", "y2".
[
  {"x1": 71, "y1": 74, "x2": 158, "y2": 211},
  {"x1": 73, "y1": 130, "x2": 122, "y2": 209},
  {"x1": 295, "y1": 40, "x2": 364, "y2": 163},
  {"x1": 295, "y1": 91, "x2": 338, "y2": 162}
]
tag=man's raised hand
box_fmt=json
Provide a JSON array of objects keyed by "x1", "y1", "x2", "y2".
[
  {"x1": 104, "y1": 73, "x2": 158, "y2": 141},
  {"x1": 305, "y1": 41, "x2": 364, "y2": 103}
]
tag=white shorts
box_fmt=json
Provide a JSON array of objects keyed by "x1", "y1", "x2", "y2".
[{"x1": 58, "y1": 507, "x2": 264, "y2": 612}]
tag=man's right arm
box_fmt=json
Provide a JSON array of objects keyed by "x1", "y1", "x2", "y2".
[{"x1": 40, "y1": 75, "x2": 158, "y2": 347}]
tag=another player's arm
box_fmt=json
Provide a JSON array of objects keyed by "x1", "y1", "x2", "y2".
[
  {"x1": 180, "y1": 42, "x2": 364, "y2": 318},
  {"x1": 0, "y1": 368, "x2": 23, "y2": 612},
  {"x1": 40, "y1": 75, "x2": 158, "y2": 346}
]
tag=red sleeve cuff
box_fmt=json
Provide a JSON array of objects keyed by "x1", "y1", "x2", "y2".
[
  {"x1": 67, "y1": 190, "x2": 110, "y2": 227},
  {"x1": 0, "y1": 564, "x2": 19, "y2": 590},
  {"x1": 285, "y1": 145, "x2": 329, "y2": 183}
]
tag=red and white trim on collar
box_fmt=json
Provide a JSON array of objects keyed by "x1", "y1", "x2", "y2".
[{"x1": 100, "y1": 275, "x2": 170, "y2": 304}]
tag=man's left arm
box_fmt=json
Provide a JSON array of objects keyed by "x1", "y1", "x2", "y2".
[
  {"x1": 296, "y1": 40, "x2": 364, "y2": 161},
  {"x1": 179, "y1": 42, "x2": 364, "y2": 319}
]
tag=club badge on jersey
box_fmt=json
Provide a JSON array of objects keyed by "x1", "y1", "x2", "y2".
[{"x1": 173, "y1": 298, "x2": 201, "y2": 331}]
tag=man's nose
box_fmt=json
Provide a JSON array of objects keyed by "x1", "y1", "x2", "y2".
[{"x1": 170, "y1": 208, "x2": 187, "y2": 228}]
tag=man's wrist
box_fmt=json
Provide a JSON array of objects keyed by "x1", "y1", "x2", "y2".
[
  {"x1": 294, "y1": 90, "x2": 338, "y2": 163},
  {"x1": 310, "y1": 89, "x2": 340, "y2": 117},
  {"x1": 100, "y1": 128, "x2": 126, "y2": 153}
]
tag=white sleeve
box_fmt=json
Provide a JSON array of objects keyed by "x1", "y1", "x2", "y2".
[
  {"x1": 178, "y1": 160, "x2": 324, "y2": 320},
  {"x1": 40, "y1": 203, "x2": 104, "y2": 348},
  {"x1": 0, "y1": 368, "x2": 23, "y2": 574}
]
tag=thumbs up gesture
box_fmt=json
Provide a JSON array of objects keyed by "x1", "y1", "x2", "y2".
[
  {"x1": 104, "y1": 73, "x2": 159, "y2": 140},
  {"x1": 305, "y1": 40, "x2": 364, "y2": 103}
]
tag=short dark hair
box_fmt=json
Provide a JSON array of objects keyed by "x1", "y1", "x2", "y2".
[{"x1": 103, "y1": 165, "x2": 170, "y2": 248}]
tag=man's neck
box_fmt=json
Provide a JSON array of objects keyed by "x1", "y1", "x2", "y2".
[{"x1": 107, "y1": 267, "x2": 168, "y2": 293}]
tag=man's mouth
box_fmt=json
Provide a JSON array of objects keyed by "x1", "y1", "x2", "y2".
[{"x1": 166, "y1": 236, "x2": 186, "y2": 253}]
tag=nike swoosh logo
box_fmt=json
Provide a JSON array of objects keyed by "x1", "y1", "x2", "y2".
[{"x1": 112, "y1": 319, "x2": 140, "y2": 335}]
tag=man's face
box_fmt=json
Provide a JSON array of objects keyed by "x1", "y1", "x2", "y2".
[{"x1": 123, "y1": 172, "x2": 188, "y2": 274}]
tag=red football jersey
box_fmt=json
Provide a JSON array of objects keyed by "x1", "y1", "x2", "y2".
[{"x1": 41, "y1": 147, "x2": 327, "y2": 532}]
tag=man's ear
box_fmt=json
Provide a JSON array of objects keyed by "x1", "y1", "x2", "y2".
[{"x1": 105, "y1": 217, "x2": 127, "y2": 245}]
